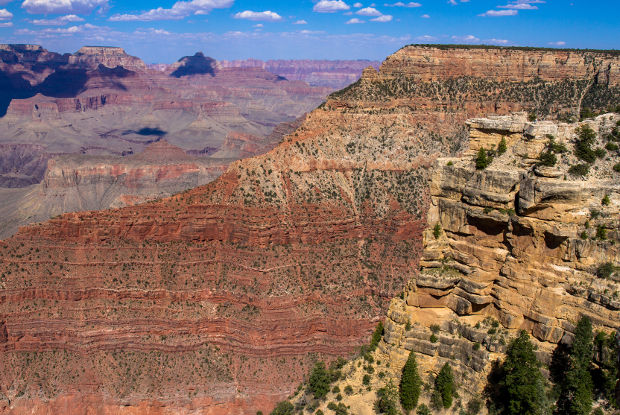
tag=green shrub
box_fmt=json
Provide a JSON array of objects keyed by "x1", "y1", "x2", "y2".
[
  {"x1": 399, "y1": 350, "x2": 422, "y2": 412},
  {"x1": 528, "y1": 112, "x2": 537, "y2": 122},
  {"x1": 594, "y1": 148, "x2": 606, "y2": 158},
  {"x1": 430, "y1": 324, "x2": 440, "y2": 334},
  {"x1": 538, "y1": 151, "x2": 557, "y2": 167},
  {"x1": 596, "y1": 226, "x2": 607, "y2": 240},
  {"x1": 430, "y1": 334, "x2": 438, "y2": 343},
  {"x1": 497, "y1": 137, "x2": 507, "y2": 155},
  {"x1": 550, "y1": 140, "x2": 568, "y2": 153},
  {"x1": 362, "y1": 374, "x2": 371, "y2": 385},
  {"x1": 596, "y1": 262, "x2": 616, "y2": 279},
  {"x1": 308, "y1": 362, "x2": 331, "y2": 399},
  {"x1": 580, "y1": 231, "x2": 588, "y2": 240},
  {"x1": 270, "y1": 401, "x2": 294, "y2": 415},
  {"x1": 433, "y1": 223, "x2": 441, "y2": 239},
  {"x1": 344, "y1": 385, "x2": 353, "y2": 395},
  {"x1": 605, "y1": 142, "x2": 619, "y2": 151},
  {"x1": 569, "y1": 163, "x2": 590, "y2": 177},
  {"x1": 602, "y1": 195, "x2": 610, "y2": 206},
  {"x1": 447, "y1": 160, "x2": 454, "y2": 166},
  {"x1": 467, "y1": 397, "x2": 483, "y2": 414},
  {"x1": 416, "y1": 403, "x2": 431, "y2": 415},
  {"x1": 374, "y1": 382, "x2": 399, "y2": 415},
  {"x1": 614, "y1": 162, "x2": 620, "y2": 172}
]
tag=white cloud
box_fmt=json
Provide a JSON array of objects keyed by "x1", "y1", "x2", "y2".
[
  {"x1": 313, "y1": 0, "x2": 350, "y2": 13},
  {"x1": 0, "y1": 21, "x2": 12, "y2": 26},
  {"x1": 233, "y1": 10, "x2": 282, "y2": 21},
  {"x1": 293, "y1": 19, "x2": 307, "y2": 24},
  {"x1": 451, "y1": 34, "x2": 480, "y2": 42},
  {"x1": 548, "y1": 41, "x2": 566, "y2": 46},
  {"x1": 0, "y1": 7, "x2": 12, "y2": 19},
  {"x1": 21, "y1": 0, "x2": 108, "y2": 14},
  {"x1": 486, "y1": 38, "x2": 509, "y2": 44},
  {"x1": 421, "y1": 13, "x2": 429, "y2": 18},
  {"x1": 345, "y1": 17, "x2": 364, "y2": 23},
  {"x1": 499, "y1": 0, "x2": 544, "y2": 9},
  {"x1": 448, "y1": 0, "x2": 469, "y2": 4},
  {"x1": 109, "y1": 0, "x2": 233, "y2": 22},
  {"x1": 416, "y1": 34, "x2": 436, "y2": 41},
  {"x1": 356, "y1": 6, "x2": 381, "y2": 16},
  {"x1": 384, "y1": 2, "x2": 421, "y2": 7},
  {"x1": 479, "y1": 9, "x2": 518, "y2": 16},
  {"x1": 353, "y1": 2, "x2": 362, "y2": 6},
  {"x1": 371, "y1": 14, "x2": 392, "y2": 21},
  {"x1": 31, "y1": 14, "x2": 84, "y2": 25}
]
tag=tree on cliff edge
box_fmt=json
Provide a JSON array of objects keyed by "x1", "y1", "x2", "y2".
[
  {"x1": 555, "y1": 316, "x2": 594, "y2": 415},
  {"x1": 400, "y1": 350, "x2": 422, "y2": 413}
]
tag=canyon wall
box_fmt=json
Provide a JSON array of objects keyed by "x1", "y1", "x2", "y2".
[{"x1": 0, "y1": 45, "x2": 618, "y2": 414}]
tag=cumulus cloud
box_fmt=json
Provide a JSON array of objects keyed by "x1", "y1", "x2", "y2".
[
  {"x1": 356, "y1": 6, "x2": 381, "y2": 16},
  {"x1": 313, "y1": 0, "x2": 350, "y2": 13},
  {"x1": 421, "y1": 13, "x2": 429, "y2": 18},
  {"x1": 233, "y1": 10, "x2": 282, "y2": 21},
  {"x1": 371, "y1": 14, "x2": 392, "y2": 21},
  {"x1": 21, "y1": 0, "x2": 108, "y2": 14},
  {"x1": 478, "y1": 9, "x2": 518, "y2": 16},
  {"x1": 548, "y1": 41, "x2": 566, "y2": 46},
  {"x1": 384, "y1": 2, "x2": 421, "y2": 7},
  {"x1": 353, "y1": 2, "x2": 362, "y2": 6},
  {"x1": 293, "y1": 19, "x2": 307, "y2": 24},
  {"x1": 31, "y1": 14, "x2": 84, "y2": 25},
  {"x1": 345, "y1": 17, "x2": 364, "y2": 23},
  {"x1": 109, "y1": 0, "x2": 233, "y2": 22},
  {"x1": 0, "y1": 7, "x2": 12, "y2": 19}
]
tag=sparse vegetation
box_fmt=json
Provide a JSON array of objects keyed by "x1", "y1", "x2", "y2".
[
  {"x1": 475, "y1": 147, "x2": 490, "y2": 170},
  {"x1": 433, "y1": 223, "x2": 441, "y2": 239},
  {"x1": 497, "y1": 137, "x2": 507, "y2": 155},
  {"x1": 434, "y1": 363, "x2": 456, "y2": 409}
]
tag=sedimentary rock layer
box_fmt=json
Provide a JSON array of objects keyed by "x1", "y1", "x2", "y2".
[{"x1": 0, "y1": 45, "x2": 619, "y2": 414}]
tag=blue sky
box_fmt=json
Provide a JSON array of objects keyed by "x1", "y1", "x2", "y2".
[{"x1": 0, "y1": 0, "x2": 618, "y2": 63}]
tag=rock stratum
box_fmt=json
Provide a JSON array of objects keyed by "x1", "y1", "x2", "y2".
[
  {"x1": 0, "y1": 45, "x2": 619, "y2": 414},
  {"x1": 218, "y1": 59, "x2": 381, "y2": 89}
]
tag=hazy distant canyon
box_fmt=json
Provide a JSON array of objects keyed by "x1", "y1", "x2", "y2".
[{"x1": 0, "y1": 44, "x2": 373, "y2": 237}]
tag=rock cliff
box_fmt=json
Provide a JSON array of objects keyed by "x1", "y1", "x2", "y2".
[
  {"x1": 288, "y1": 112, "x2": 619, "y2": 415},
  {"x1": 0, "y1": 45, "x2": 619, "y2": 414}
]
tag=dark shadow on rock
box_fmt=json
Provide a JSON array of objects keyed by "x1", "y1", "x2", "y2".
[{"x1": 170, "y1": 52, "x2": 216, "y2": 78}]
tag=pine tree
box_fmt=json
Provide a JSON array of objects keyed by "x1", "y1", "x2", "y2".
[
  {"x1": 556, "y1": 316, "x2": 594, "y2": 415},
  {"x1": 475, "y1": 147, "x2": 489, "y2": 170},
  {"x1": 399, "y1": 350, "x2": 422, "y2": 413},
  {"x1": 497, "y1": 137, "x2": 507, "y2": 155},
  {"x1": 370, "y1": 321, "x2": 384, "y2": 351},
  {"x1": 501, "y1": 330, "x2": 548, "y2": 415},
  {"x1": 434, "y1": 363, "x2": 456, "y2": 408}
]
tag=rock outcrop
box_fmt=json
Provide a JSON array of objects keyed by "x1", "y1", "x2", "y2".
[
  {"x1": 0, "y1": 45, "x2": 619, "y2": 414},
  {"x1": 379, "y1": 112, "x2": 619, "y2": 402},
  {"x1": 68, "y1": 46, "x2": 147, "y2": 71}
]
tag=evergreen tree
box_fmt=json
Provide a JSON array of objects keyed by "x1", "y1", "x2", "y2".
[
  {"x1": 400, "y1": 350, "x2": 422, "y2": 413},
  {"x1": 269, "y1": 401, "x2": 294, "y2": 415},
  {"x1": 475, "y1": 147, "x2": 489, "y2": 170},
  {"x1": 556, "y1": 316, "x2": 594, "y2": 415},
  {"x1": 497, "y1": 137, "x2": 507, "y2": 155},
  {"x1": 434, "y1": 363, "x2": 456, "y2": 408},
  {"x1": 501, "y1": 330, "x2": 548, "y2": 415},
  {"x1": 308, "y1": 362, "x2": 331, "y2": 400},
  {"x1": 370, "y1": 321, "x2": 384, "y2": 351}
]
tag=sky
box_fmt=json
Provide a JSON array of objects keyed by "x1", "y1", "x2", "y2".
[{"x1": 0, "y1": 0, "x2": 618, "y2": 63}]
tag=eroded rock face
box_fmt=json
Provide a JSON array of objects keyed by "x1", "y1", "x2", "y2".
[
  {"x1": 380, "y1": 112, "x2": 619, "y2": 398},
  {"x1": 218, "y1": 59, "x2": 382, "y2": 89},
  {"x1": 68, "y1": 46, "x2": 147, "y2": 71},
  {"x1": 0, "y1": 46, "x2": 619, "y2": 414}
]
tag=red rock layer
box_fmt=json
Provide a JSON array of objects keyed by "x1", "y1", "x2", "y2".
[{"x1": 0, "y1": 45, "x2": 618, "y2": 414}]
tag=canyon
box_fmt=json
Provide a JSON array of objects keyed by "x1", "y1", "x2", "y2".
[{"x1": 0, "y1": 45, "x2": 618, "y2": 414}]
